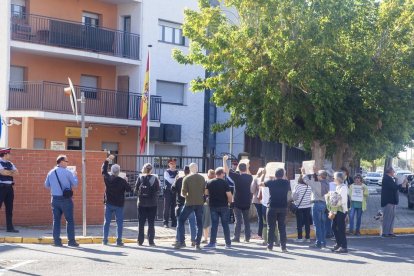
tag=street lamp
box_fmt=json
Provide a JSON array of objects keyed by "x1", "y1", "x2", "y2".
[{"x1": 64, "y1": 77, "x2": 87, "y2": 237}]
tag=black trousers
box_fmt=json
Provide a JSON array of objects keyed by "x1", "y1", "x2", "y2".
[
  {"x1": 138, "y1": 206, "x2": 157, "y2": 244},
  {"x1": 267, "y1": 208, "x2": 287, "y2": 249},
  {"x1": 332, "y1": 211, "x2": 347, "y2": 249},
  {"x1": 163, "y1": 189, "x2": 176, "y2": 226},
  {"x1": 296, "y1": 207, "x2": 311, "y2": 239},
  {"x1": 0, "y1": 185, "x2": 15, "y2": 230}
]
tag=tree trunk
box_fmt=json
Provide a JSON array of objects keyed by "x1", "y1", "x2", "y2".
[
  {"x1": 311, "y1": 140, "x2": 326, "y2": 170},
  {"x1": 332, "y1": 142, "x2": 347, "y2": 170},
  {"x1": 343, "y1": 145, "x2": 355, "y2": 175}
]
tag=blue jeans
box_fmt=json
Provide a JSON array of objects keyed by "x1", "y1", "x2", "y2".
[
  {"x1": 210, "y1": 206, "x2": 231, "y2": 245},
  {"x1": 51, "y1": 196, "x2": 75, "y2": 244},
  {"x1": 312, "y1": 201, "x2": 327, "y2": 246},
  {"x1": 349, "y1": 207, "x2": 363, "y2": 232},
  {"x1": 177, "y1": 205, "x2": 203, "y2": 245},
  {"x1": 103, "y1": 203, "x2": 124, "y2": 244},
  {"x1": 175, "y1": 205, "x2": 196, "y2": 242},
  {"x1": 254, "y1": 203, "x2": 263, "y2": 237}
]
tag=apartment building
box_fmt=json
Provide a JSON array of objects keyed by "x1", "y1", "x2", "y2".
[{"x1": 0, "y1": 0, "x2": 205, "y2": 158}]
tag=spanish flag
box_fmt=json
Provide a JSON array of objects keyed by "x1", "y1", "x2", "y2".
[{"x1": 139, "y1": 53, "x2": 150, "y2": 154}]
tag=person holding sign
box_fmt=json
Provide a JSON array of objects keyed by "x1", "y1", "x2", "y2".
[{"x1": 348, "y1": 174, "x2": 369, "y2": 236}]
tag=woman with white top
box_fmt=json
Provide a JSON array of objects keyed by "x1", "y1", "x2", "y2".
[
  {"x1": 328, "y1": 171, "x2": 348, "y2": 253},
  {"x1": 293, "y1": 176, "x2": 312, "y2": 242}
]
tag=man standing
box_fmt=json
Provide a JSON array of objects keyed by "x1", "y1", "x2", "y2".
[
  {"x1": 381, "y1": 167, "x2": 402, "y2": 237},
  {"x1": 163, "y1": 159, "x2": 178, "y2": 228},
  {"x1": 260, "y1": 168, "x2": 291, "y2": 252},
  {"x1": 204, "y1": 167, "x2": 233, "y2": 249},
  {"x1": 45, "y1": 155, "x2": 79, "y2": 247},
  {"x1": 301, "y1": 169, "x2": 330, "y2": 248},
  {"x1": 174, "y1": 163, "x2": 205, "y2": 250},
  {"x1": 101, "y1": 155, "x2": 131, "y2": 246},
  {"x1": 223, "y1": 155, "x2": 252, "y2": 243},
  {"x1": 0, "y1": 148, "x2": 19, "y2": 233}
]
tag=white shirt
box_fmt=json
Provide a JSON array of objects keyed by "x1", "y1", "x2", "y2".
[
  {"x1": 336, "y1": 183, "x2": 348, "y2": 213},
  {"x1": 261, "y1": 186, "x2": 270, "y2": 207}
]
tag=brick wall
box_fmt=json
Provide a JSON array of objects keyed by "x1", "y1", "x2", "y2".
[{"x1": 0, "y1": 149, "x2": 107, "y2": 226}]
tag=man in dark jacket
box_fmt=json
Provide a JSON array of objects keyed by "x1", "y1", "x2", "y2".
[
  {"x1": 381, "y1": 167, "x2": 402, "y2": 237},
  {"x1": 102, "y1": 155, "x2": 131, "y2": 246}
]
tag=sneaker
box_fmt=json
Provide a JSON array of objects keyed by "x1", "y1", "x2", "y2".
[
  {"x1": 309, "y1": 244, "x2": 322, "y2": 249},
  {"x1": 116, "y1": 242, "x2": 124, "y2": 247},
  {"x1": 266, "y1": 246, "x2": 273, "y2": 251},
  {"x1": 294, "y1": 238, "x2": 304, "y2": 242},
  {"x1": 331, "y1": 244, "x2": 341, "y2": 252},
  {"x1": 195, "y1": 244, "x2": 202, "y2": 250},
  {"x1": 53, "y1": 243, "x2": 63, "y2": 247},
  {"x1": 335, "y1": 247, "x2": 348, "y2": 253},
  {"x1": 102, "y1": 241, "x2": 108, "y2": 246},
  {"x1": 244, "y1": 239, "x2": 250, "y2": 243},
  {"x1": 225, "y1": 244, "x2": 232, "y2": 249},
  {"x1": 173, "y1": 242, "x2": 186, "y2": 249},
  {"x1": 138, "y1": 242, "x2": 144, "y2": 246},
  {"x1": 68, "y1": 242, "x2": 79, "y2": 247},
  {"x1": 231, "y1": 238, "x2": 240, "y2": 243},
  {"x1": 204, "y1": 243, "x2": 216, "y2": 249},
  {"x1": 281, "y1": 248, "x2": 288, "y2": 253},
  {"x1": 149, "y1": 243, "x2": 156, "y2": 247},
  {"x1": 304, "y1": 239, "x2": 311, "y2": 242}
]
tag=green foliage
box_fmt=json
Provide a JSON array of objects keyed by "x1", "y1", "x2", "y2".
[{"x1": 173, "y1": 0, "x2": 414, "y2": 160}]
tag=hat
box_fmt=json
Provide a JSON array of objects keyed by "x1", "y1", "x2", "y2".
[
  {"x1": 168, "y1": 158, "x2": 177, "y2": 164},
  {"x1": 0, "y1": 148, "x2": 11, "y2": 154}
]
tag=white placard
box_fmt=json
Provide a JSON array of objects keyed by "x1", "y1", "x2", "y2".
[
  {"x1": 119, "y1": 172, "x2": 127, "y2": 180},
  {"x1": 265, "y1": 162, "x2": 285, "y2": 178},
  {"x1": 351, "y1": 185, "x2": 363, "y2": 202},
  {"x1": 238, "y1": 159, "x2": 250, "y2": 165},
  {"x1": 290, "y1": 180, "x2": 298, "y2": 192},
  {"x1": 302, "y1": 160, "x2": 315, "y2": 175},
  {"x1": 51, "y1": 141, "x2": 65, "y2": 150},
  {"x1": 329, "y1": 182, "x2": 336, "y2": 192},
  {"x1": 178, "y1": 170, "x2": 185, "y2": 178},
  {"x1": 67, "y1": 166, "x2": 76, "y2": 175}
]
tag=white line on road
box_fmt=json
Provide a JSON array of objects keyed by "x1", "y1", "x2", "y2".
[{"x1": 0, "y1": 260, "x2": 36, "y2": 276}]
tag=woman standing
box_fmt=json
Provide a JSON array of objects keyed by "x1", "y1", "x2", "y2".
[
  {"x1": 293, "y1": 176, "x2": 312, "y2": 242},
  {"x1": 135, "y1": 163, "x2": 160, "y2": 246},
  {"x1": 327, "y1": 172, "x2": 348, "y2": 253},
  {"x1": 348, "y1": 174, "x2": 369, "y2": 235},
  {"x1": 250, "y1": 168, "x2": 265, "y2": 239}
]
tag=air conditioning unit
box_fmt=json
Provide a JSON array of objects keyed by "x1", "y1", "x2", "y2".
[
  {"x1": 163, "y1": 124, "x2": 181, "y2": 143},
  {"x1": 150, "y1": 126, "x2": 163, "y2": 142}
]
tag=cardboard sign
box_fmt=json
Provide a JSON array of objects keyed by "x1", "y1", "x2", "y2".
[
  {"x1": 302, "y1": 160, "x2": 315, "y2": 175},
  {"x1": 265, "y1": 162, "x2": 285, "y2": 178},
  {"x1": 351, "y1": 185, "x2": 363, "y2": 202}
]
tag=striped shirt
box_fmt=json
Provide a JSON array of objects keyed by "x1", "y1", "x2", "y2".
[{"x1": 293, "y1": 183, "x2": 312, "y2": 209}]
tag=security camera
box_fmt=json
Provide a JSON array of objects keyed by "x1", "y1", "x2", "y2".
[{"x1": 9, "y1": 119, "x2": 22, "y2": 126}]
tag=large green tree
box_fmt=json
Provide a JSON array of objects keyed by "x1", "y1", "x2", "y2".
[{"x1": 174, "y1": 0, "x2": 414, "y2": 169}]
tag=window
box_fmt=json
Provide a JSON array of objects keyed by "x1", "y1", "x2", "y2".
[
  {"x1": 80, "y1": 75, "x2": 99, "y2": 99},
  {"x1": 9, "y1": 66, "x2": 25, "y2": 91},
  {"x1": 159, "y1": 20, "x2": 186, "y2": 46},
  {"x1": 82, "y1": 12, "x2": 100, "y2": 27},
  {"x1": 156, "y1": 80, "x2": 185, "y2": 104},
  {"x1": 11, "y1": 0, "x2": 26, "y2": 17},
  {"x1": 34, "y1": 139, "x2": 46, "y2": 149}
]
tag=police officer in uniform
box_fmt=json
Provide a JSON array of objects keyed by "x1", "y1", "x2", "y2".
[{"x1": 0, "y1": 148, "x2": 19, "y2": 233}]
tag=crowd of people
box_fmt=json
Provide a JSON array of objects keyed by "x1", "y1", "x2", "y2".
[{"x1": 0, "y1": 147, "x2": 407, "y2": 252}]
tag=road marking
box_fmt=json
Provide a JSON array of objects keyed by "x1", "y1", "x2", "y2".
[{"x1": 0, "y1": 260, "x2": 36, "y2": 276}]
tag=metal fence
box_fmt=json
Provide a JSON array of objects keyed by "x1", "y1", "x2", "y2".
[
  {"x1": 8, "y1": 81, "x2": 162, "y2": 122},
  {"x1": 11, "y1": 11, "x2": 140, "y2": 60}
]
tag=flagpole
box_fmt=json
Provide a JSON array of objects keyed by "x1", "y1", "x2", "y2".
[{"x1": 146, "y1": 45, "x2": 152, "y2": 155}]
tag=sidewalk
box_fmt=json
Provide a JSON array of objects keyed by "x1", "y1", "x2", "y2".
[{"x1": 1, "y1": 193, "x2": 413, "y2": 244}]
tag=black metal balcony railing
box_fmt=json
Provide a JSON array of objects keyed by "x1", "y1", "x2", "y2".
[
  {"x1": 10, "y1": 12, "x2": 140, "y2": 60},
  {"x1": 8, "y1": 81, "x2": 161, "y2": 122}
]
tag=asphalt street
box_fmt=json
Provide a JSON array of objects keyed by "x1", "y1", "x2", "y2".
[{"x1": 0, "y1": 235, "x2": 413, "y2": 276}]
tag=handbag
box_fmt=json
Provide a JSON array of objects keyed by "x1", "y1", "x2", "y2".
[
  {"x1": 54, "y1": 170, "x2": 73, "y2": 198},
  {"x1": 289, "y1": 185, "x2": 308, "y2": 214}
]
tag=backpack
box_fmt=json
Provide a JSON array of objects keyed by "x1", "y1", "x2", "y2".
[{"x1": 138, "y1": 175, "x2": 156, "y2": 198}]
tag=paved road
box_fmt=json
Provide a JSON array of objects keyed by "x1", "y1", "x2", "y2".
[{"x1": 0, "y1": 235, "x2": 413, "y2": 276}]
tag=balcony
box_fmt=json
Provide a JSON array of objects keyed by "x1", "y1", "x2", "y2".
[
  {"x1": 10, "y1": 12, "x2": 140, "y2": 60},
  {"x1": 8, "y1": 81, "x2": 161, "y2": 122}
]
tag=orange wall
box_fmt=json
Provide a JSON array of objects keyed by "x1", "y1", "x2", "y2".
[
  {"x1": 28, "y1": 0, "x2": 118, "y2": 29},
  {"x1": 11, "y1": 52, "x2": 116, "y2": 89}
]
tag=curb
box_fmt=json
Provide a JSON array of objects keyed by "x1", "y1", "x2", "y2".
[{"x1": 1, "y1": 228, "x2": 414, "y2": 245}]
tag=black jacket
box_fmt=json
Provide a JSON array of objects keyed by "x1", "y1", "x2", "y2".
[
  {"x1": 381, "y1": 174, "x2": 400, "y2": 207},
  {"x1": 102, "y1": 161, "x2": 131, "y2": 207}
]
